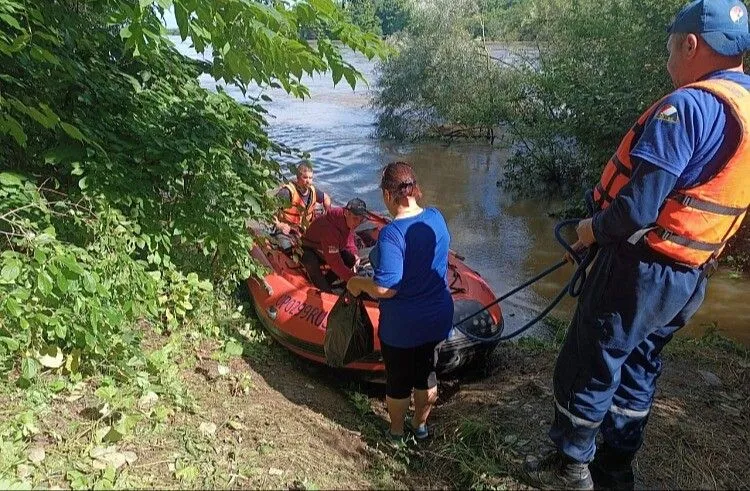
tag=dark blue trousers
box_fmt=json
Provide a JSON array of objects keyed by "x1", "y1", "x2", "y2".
[{"x1": 549, "y1": 241, "x2": 708, "y2": 463}]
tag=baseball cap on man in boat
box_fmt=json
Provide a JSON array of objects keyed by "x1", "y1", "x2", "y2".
[{"x1": 344, "y1": 198, "x2": 368, "y2": 217}]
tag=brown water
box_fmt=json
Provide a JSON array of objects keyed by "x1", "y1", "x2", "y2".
[{"x1": 175, "y1": 39, "x2": 750, "y2": 345}]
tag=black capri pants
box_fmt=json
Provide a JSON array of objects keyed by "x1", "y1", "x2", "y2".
[{"x1": 380, "y1": 340, "x2": 439, "y2": 399}]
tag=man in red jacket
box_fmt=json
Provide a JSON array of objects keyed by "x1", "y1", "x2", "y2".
[{"x1": 301, "y1": 198, "x2": 368, "y2": 292}]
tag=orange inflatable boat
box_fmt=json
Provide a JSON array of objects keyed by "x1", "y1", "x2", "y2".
[{"x1": 247, "y1": 212, "x2": 504, "y2": 377}]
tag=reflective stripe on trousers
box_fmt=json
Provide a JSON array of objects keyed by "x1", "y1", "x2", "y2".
[{"x1": 548, "y1": 242, "x2": 708, "y2": 462}]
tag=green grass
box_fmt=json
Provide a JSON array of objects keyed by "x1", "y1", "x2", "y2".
[{"x1": 0, "y1": 294, "x2": 277, "y2": 490}]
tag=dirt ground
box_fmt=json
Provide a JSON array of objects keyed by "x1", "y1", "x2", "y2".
[
  {"x1": 3, "y1": 329, "x2": 748, "y2": 489},
  {"x1": 143, "y1": 332, "x2": 750, "y2": 489},
  {"x1": 407, "y1": 340, "x2": 750, "y2": 489}
]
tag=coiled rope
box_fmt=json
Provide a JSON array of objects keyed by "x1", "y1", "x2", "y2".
[{"x1": 453, "y1": 219, "x2": 599, "y2": 342}]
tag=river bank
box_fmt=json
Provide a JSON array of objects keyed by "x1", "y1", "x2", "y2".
[{"x1": 2, "y1": 312, "x2": 747, "y2": 489}]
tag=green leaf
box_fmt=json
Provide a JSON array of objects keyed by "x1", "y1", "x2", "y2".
[
  {"x1": 5, "y1": 296, "x2": 25, "y2": 319},
  {"x1": 55, "y1": 272, "x2": 69, "y2": 293},
  {"x1": 33, "y1": 232, "x2": 55, "y2": 245},
  {"x1": 174, "y1": 3, "x2": 189, "y2": 39},
  {"x1": 65, "y1": 349, "x2": 81, "y2": 374},
  {"x1": 122, "y1": 73, "x2": 142, "y2": 92},
  {"x1": 71, "y1": 162, "x2": 84, "y2": 175},
  {"x1": 33, "y1": 249, "x2": 47, "y2": 264},
  {"x1": 82, "y1": 272, "x2": 97, "y2": 293},
  {"x1": 55, "y1": 323, "x2": 67, "y2": 340},
  {"x1": 0, "y1": 13, "x2": 22, "y2": 31},
  {"x1": 21, "y1": 357, "x2": 39, "y2": 380},
  {"x1": 30, "y1": 46, "x2": 59, "y2": 65},
  {"x1": 60, "y1": 122, "x2": 85, "y2": 141},
  {"x1": 224, "y1": 339, "x2": 244, "y2": 358},
  {"x1": 2, "y1": 114, "x2": 27, "y2": 146},
  {"x1": 49, "y1": 378, "x2": 66, "y2": 392},
  {"x1": 37, "y1": 271, "x2": 53, "y2": 296},
  {"x1": 0, "y1": 336, "x2": 20, "y2": 351},
  {"x1": 7, "y1": 32, "x2": 30, "y2": 53},
  {"x1": 175, "y1": 465, "x2": 200, "y2": 483},
  {"x1": 38, "y1": 103, "x2": 60, "y2": 125},
  {"x1": 9, "y1": 99, "x2": 58, "y2": 128},
  {"x1": 344, "y1": 69, "x2": 357, "y2": 90},
  {"x1": 332, "y1": 64, "x2": 343, "y2": 86},
  {"x1": 1, "y1": 259, "x2": 21, "y2": 284},
  {"x1": 27, "y1": 105, "x2": 57, "y2": 128},
  {"x1": 0, "y1": 172, "x2": 22, "y2": 187},
  {"x1": 60, "y1": 256, "x2": 84, "y2": 275}
]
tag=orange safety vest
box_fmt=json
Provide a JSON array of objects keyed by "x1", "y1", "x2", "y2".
[
  {"x1": 280, "y1": 182, "x2": 318, "y2": 228},
  {"x1": 593, "y1": 79, "x2": 750, "y2": 267}
]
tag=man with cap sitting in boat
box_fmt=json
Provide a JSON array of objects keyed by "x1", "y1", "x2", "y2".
[
  {"x1": 522, "y1": 1, "x2": 750, "y2": 489},
  {"x1": 273, "y1": 161, "x2": 332, "y2": 249},
  {"x1": 301, "y1": 198, "x2": 369, "y2": 292}
]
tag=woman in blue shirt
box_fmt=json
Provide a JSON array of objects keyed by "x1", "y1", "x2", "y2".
[{"x1": 347, "y1": 161, "x2": 453, "y2": 441}]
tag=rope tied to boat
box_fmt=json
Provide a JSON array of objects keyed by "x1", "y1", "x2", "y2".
[{"x1": 453, "y1": 219, "x2": 598, "y2": 343}]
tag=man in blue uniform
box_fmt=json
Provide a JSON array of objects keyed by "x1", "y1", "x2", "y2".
[{"x1": 523, "y1": 1, "x2": 750, "y2": 489}]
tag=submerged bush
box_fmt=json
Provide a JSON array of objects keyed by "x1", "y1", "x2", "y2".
[
  {"x1": 375, "y1": 0, "x2": 682, "y2": 190},
  {"x1": 374, "y1": 0, "x2": 532, "y2": 140}
]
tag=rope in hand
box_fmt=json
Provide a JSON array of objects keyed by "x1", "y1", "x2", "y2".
[{"x1": 453, "y1": 219, "x2": 599, "y2": 343}]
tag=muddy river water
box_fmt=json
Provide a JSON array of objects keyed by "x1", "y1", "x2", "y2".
[{"x1": 175, "y1": 39, "x2": 750, "y2": 346}]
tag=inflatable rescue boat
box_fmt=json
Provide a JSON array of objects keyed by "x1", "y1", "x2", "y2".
[{"x1": 246, "y1": 212, "x2": 504, "y2": 377}]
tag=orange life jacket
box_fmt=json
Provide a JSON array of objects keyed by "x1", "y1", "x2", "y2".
[
  {"x1": 280, "y1": 182, "x2": 318, "y2": 228},
  {"x1": 592, "y1": 79, "x2": 750, "y2": 267}
]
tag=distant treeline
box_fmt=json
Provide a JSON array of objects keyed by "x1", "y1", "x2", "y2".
[{"x1": 340, "y1": 0, "x2": 539, "y2": 41}]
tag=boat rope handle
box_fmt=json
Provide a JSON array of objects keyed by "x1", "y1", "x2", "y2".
[{"x1": 453, "y1": 219, "x2": 599, "y2": 343}]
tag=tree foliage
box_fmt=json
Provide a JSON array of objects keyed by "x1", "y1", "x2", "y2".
[
  {"x1": 500, "y1": 0, "x2": 683, "y2": 196},
  {"x1": 0, "y1": 0, "x2": 384, "y2": 380},
  {"x1": 375, "y1": 0, "x2": 412, "y2": 36},
  {"x1": 374, "y1": 0, "x2": 527, "y2": 139},
  {"x1": 469, "y1": 0, "x2": 542, "y2": 41},
  {"x1": 346, "y1": 0, "x2": 382, "y2": 36},
  {"x1": 340, "y1": 0, "x2": 411, "y2": 36}
]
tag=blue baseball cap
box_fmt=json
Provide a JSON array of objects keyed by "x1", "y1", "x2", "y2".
[{"x1": 667, "y1": 0, "x2": 750, "y2": 56}]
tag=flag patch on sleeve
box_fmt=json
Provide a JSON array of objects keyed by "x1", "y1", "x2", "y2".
[{"x1": 654, "y1": 104, "x2": 679, "y2": 123}]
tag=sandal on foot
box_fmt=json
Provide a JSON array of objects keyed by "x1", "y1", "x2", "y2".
[{"x1": 404, "y1": 418, "x2": 429, "y2": 440}]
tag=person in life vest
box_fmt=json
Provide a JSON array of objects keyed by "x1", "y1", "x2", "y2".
[
  {"x1": 523, "y1": 1, "x2": 750, "y2": 489},
  {"x1": 273, "y1": 161, "x2": 332, "y2": 240}
]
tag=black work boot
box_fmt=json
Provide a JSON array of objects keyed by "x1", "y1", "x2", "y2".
[
  {"x1": 523, "y1": 449, "x2": 594, "y2": 490},
  {"x1": 589, "y1": 444, "x2": 635, "y2": 490}
]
